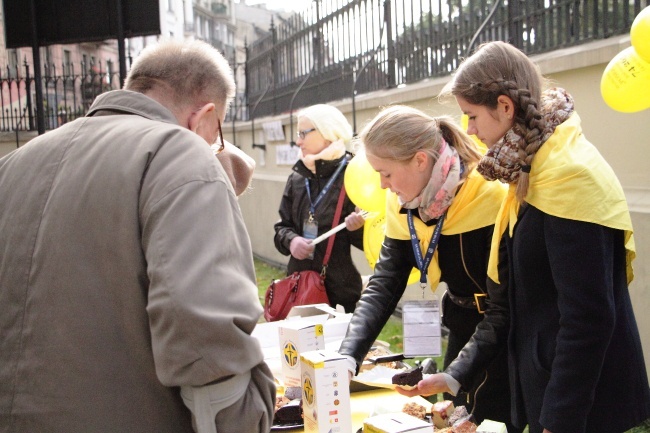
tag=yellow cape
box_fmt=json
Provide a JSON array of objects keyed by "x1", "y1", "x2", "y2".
[
  {"x1": 386, "y1": 170, "x2": 507, "y2": 288},
  {"x1": 487, "y1": 112, "x2": 635, "y2": 284}
]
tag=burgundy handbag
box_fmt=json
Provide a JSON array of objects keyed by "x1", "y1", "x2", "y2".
[{"x1": 264, "y1": 185, "x2": 347, "y2": 322}]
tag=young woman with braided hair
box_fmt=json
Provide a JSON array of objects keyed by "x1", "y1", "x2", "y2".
[{"x1": 427, "y1": 40, "x2": 649, "y2": 433}]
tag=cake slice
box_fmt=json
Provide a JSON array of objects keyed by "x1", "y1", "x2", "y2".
[
  {"x1": 448, "y1": 405, "x2": 470, "y2": 426},
  {"x1": 452, "y1": 419, "x2": 478, "y2": 433},
  {"x1": 391, "y1": 366, "x2": 423, "y2": 388},
  {"x1": 402, "y1": 401, "x2": 427, "y2": 420},
  {"x1": 273, "y1": 398, "x2": 303, "y2": 424},
  {"x1": 431, "y1": 400, "x2": 455, "y2": 428}
]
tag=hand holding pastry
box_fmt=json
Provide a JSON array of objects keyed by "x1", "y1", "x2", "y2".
[{"x1": 394, "y1": 372, "x2": 451, "y2": 397}]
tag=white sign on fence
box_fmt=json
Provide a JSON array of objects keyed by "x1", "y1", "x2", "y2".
[
  {"x1": 276, "y1": 144, "x2": 300, "y2": 166},
  {"x1": 262, "y1": 120, "x2": 285, "y2": 142}
]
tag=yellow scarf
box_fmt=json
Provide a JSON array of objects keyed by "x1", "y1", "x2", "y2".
[
  {"x1": 487, "y1": 112, "x2": 636, "y2": 284},
  {"x1": 386, "y1": 170, "x2": 507, "y2": 288}
]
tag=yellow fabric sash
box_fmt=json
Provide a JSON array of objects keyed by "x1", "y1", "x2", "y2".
[
  {"x1": 487, "y1": 112, "x2": 635, "y2": 284},
  {"x1": 386, "y1": 170, "x2": 507, "y2": 288}
]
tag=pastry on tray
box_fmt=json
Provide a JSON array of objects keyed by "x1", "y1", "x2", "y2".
[
  {"x1": 402, "y1": 401, "x2": 427, "y2": 420},
  {"x1": 273, "y1": 398, "x2": 303, "y2": 425},
  {"x1": 431, "y1": 400, "x2": 455, "y2": 428},
  {"x1": 391, "y1": 365, "x2": 423, "y2": 390}
]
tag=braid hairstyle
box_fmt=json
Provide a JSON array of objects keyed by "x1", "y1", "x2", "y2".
[
  {"x1": 358, "y1": 105, "x2": 483, "y2": 177},
  {"x1": 446, "y1": 41, "x2": 549, "y2": 202}
]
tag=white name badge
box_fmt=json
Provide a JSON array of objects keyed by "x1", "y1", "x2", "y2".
[{"x1": 402, "y1": 299, "x2": 441, "y2": 358}]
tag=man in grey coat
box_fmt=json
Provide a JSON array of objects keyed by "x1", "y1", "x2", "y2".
[{"x1": 0, "y1": 40, "x2": 275, "y2": 433}]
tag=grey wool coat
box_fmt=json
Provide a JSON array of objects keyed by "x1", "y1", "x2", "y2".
[{"x1": 0, "y1": 90, "x2": 270, "y2": 432}]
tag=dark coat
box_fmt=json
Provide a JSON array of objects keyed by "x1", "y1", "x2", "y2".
[
  {"x1": 274, "y1": 153, "x2": 364, "y2": 312},
  {"x1": 339, "y1": 210, "x2": 517, "y2": 428},
  {"x1": 507, "y1": 204, "x2": 650, "y2": 433}
]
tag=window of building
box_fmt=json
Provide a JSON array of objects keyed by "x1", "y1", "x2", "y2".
[
  {"x1": 64, "y1": 50, "x2": 72, "y2": 76},
  {"x1": 106, "y1": 59, "x2": 113, "y2": 83},
  {"x1": 168, "y1": 0, "x2": 173, "y2": 11},
  {"x1": 41, "y1": 46, "x2": 52, "y2": 66},
  {"x1": 7, "y1": 49, "x2": 18, "y2": 78}
]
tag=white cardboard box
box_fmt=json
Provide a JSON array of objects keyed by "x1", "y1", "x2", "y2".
[
  {"x1": 279, "y1": 321, "x2": 325, "y2": 387},
  {"x1": 286, "y1": 303, "x2": 342, "y2": 318},
  {"x1": 252, "y1": 305, "x2": 352, "y2": 380},
  {"x1": 301, "y1": 350, "x2": 352, "y2": 433},
  {"x1": 362, "y1": 412, "x2": 432, "y2": 433}
]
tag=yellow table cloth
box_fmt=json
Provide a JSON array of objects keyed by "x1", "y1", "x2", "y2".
[{"x1": 291, "y1": 388, "x2": 433, "y2": 432}]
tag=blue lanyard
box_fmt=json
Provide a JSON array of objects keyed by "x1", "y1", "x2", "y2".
[
  {"x1": 407, "y1": 209, "x2": 446, "y2": 287},
  {"x1": 305, "y1": 158, "x2": 348, "y2": 219}
]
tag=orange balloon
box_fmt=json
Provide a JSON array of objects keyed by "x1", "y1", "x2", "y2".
[
  {"x1": 600, "y1": 46, "x2": 650, "y2": 113},
  {"x1": 363, "y1": 213, "x2": 420, "y2": 285}
]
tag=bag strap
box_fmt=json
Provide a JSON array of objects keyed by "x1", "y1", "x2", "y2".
[{"x1": 321, "y1": 184, "x2": 347, "y2": 275}]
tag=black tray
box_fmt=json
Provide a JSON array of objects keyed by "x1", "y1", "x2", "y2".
[{"x1": 270, "y1": 421, "x2": 303, "y2": 431}]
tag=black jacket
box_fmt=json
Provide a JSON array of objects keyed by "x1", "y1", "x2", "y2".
[
  {"x1": 274, "y1": 153, "x2": 364, "y2": 312},
  {"x1": 507, "y1": 204, "x2": 650, "y2": 433},
  {"x1": 339, "y1": 211, "x2": 515, "y2": 427}
]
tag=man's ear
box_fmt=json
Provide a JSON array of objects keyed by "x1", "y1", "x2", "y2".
[{"x1": 188, "y1": 102, "x2": 216, "y2": 132}]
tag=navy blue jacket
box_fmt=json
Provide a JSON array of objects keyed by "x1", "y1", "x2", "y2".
[{"x1": 507, "y1": 204, "x2": 650, "y2": 433}]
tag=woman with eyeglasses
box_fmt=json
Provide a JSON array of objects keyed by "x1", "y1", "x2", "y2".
[
  {"x1": 338, "y1": 105, "x2": 521, "y2": 431},
  {"x1": 273, "y1": 104, "x2": 366, "y2": 313}
]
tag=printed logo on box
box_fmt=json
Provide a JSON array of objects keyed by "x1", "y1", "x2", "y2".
[
  {"x1": 303, "y1": 374, "x2": 315, "y2": 406},
  {"x1": 283, "y1": 341, "x2": 299, "y2": 368}
]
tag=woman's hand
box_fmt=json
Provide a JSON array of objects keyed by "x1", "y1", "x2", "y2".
[
  {"x1": 289, "y1": 237, "x2": 316, "y2": 260},
  {"x1": 345, "y1": 209, "x2": 366, "y2": 231},
  {"x1": 394, "y1": 373, "x2": 451, "y2": 397}
]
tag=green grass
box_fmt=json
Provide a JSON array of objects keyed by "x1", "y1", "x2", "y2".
[
  {"x1": 254, "y1": 257, "x2": 286, "y2": 306},
  {"x1": 253, "y1": 258, "x2": 650, "y2": 432},
  {"x1": 628, "y1": 420, "x2": 650, "y2": 433}
]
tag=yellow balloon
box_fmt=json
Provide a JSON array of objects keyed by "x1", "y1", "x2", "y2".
[
  {"x1": 600, "y1": 46, "x2": 650, "y2": 113},
  {"x1": 344, "y1": 152, "x2": 387, "y2": 212},
  {"x1": 631, "y1": 6, "x2": 650, "y2": 62},
  {"x1": 363, "y1": 213, "x2": 420, "y2": 285}
]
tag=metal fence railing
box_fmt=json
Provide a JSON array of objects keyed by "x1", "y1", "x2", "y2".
[
  {"x1": 246, "y1": 0, "x2": 649, "y2": 122},
  {"x1": 1, "y1": 60, "x2": 121, "y2": 132},
  {"x1": 2, "y1": 1, "x2": 647, "y2": 134}
]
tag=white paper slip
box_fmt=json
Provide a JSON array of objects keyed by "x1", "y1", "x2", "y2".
[{"x1": 402, "y1": 300, "x2": 441, "y2": 357}]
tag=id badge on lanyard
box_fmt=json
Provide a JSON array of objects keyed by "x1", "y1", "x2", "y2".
[
  {"x1": 303, "y1": 216, "x2": 318, "y2": 260},
  {"x1": 303, "y1": 159, "x2": 347, "y2": 261},
  {"x1": 402, "y1": 210, "x2": 445, "y2": 358},
  {"x1": 403, "y1": 298, "x2": 441, "y2": 358}
]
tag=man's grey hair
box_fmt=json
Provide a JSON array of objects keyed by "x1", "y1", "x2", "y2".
[{"x1": 125, "y1": 39, "x2": 235, "y2": 111}]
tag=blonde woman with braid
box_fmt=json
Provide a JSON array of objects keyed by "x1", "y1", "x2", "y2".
[
  {"x1": 438, "y1": 41, "x2": 649, "y2": 433},
  {"x1": 338, "y1": 105, "x2": 522, "y2": 431}
]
